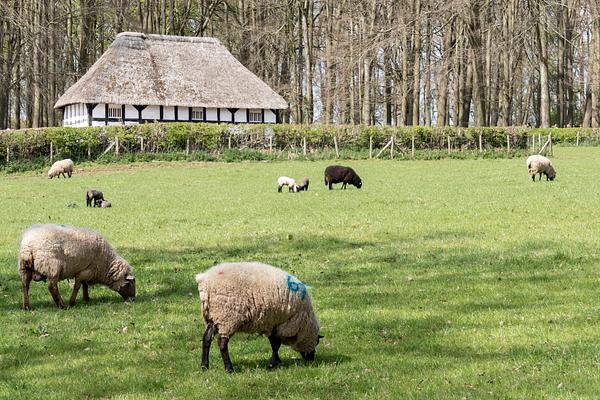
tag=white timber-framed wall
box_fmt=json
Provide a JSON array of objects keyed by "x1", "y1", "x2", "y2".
[{"x1": 62, "y1": 103, "x2": 279, "y2": 127}]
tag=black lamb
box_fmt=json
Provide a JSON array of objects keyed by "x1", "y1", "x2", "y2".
[
  {"x1": 324, "y1": 165, "x2": 362, "y2": 190},
  {"x1": 86, "y1": 190, "x2": 105, "y2": 207}
]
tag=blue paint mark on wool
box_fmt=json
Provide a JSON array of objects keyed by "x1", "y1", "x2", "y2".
[{"x1": 286, "y1": 274, "x2": 307, "y2": 301}]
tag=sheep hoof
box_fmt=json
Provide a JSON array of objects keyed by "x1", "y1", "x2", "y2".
[
  {"x1": 225, "y1": 367, "x2": 234, "y2": 374},
  {"x1": 201, "y1": 364, "x2": 209, "y2": 371},
  {"x1": 22, "y1": 304, "x2": 31, "y2": 311}
]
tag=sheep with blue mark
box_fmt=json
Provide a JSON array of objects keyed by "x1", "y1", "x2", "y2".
[{"x1": 195, "y1": 262, "x2": 322, "y2": 373}]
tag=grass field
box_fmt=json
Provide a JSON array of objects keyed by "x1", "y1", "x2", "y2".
[{"x1": 1, "y1": 147, "x2": 599, "y2": 399}]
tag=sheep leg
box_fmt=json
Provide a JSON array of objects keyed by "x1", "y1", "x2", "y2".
[
  {"x1": 342, "y1": 182, "x2": 347, "y2": 189},
  {"x1": 267, "y1": 332, "x2": 282, "y2": 369},
  {"x1": 82, "y1": 282, "x2": 90, "y2": 303},
  {"x1": 48, "y1": 280, "x2": 65, "y2": 309},
  {"x1": 201, "y1": 322, "x2": 216, "y2": 370},
  {"x1": 278, "y1": 185, "x2": 282, "y2": 193},
  {"x1": 328, "y1": 182, "x2": 333, "y2": 190},
  {"x1": 69, "y1": 278, "x2": 83, "y2": 306},
  {"x1": 21, "y1": 269, "x2": 33, "y2": 310},
  {"x1": 218, "y1": 335, "x2": 234, "y2": 373}
]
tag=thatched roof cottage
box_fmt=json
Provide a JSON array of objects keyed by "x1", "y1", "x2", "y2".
[{"x1": 54, "y1": 32, "x2": 288, "y2": 127}]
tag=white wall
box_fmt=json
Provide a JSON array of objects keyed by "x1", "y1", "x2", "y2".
[
  {"x1": 143, "y1": 106, "x2": 161, "y2": 121},
  {"x1": 234, "y1": 109, "x2": 247, "y2": 123},
  {"x1": 163, "y1": 106, "x2": 175, "y2": 120},
  {"x1": 92, "y1": 104, "x2": 104, "y2": 119},
  {"x1": 179, "y1": 107, "x2": 190, "y2": 121},
  {"x1": 205, "y1": 108, "x2": 217, "y2": 121},
  {"x1": 125, "y1": 105, "x2": 137, "y2": 119},
  {"x1": 264, "y1": 109, "x2": 276, "y2": 123},
  {"x1": 64, "y1": 102, "x2": 283, "y2": 126}
]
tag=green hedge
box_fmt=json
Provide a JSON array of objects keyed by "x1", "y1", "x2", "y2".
[{"x1": 1, "y1": 124, "x2": 599, "y2": 167}]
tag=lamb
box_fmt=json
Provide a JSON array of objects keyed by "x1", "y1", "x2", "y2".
[
  {"x1": 297, "y1": 177, "x2": 310, "y2": 191},
  {"x1": 277, "y1": 176, "x2": 298, "y2": 192},
  {"x1": 324, "y1": 165, "x2": 362, "y2": 190},
  {"x1": 48, "y1": 158, "x2": 74, "y2": 179},
  {"x1": 18, "y1": 224, "x2": 135, "y2": 309},
  {"x1": 195, "y1": 262, "x2": 322, "y2": 373},
  {"x1": 100, "y1": 200, "x2": 112, "y2": 208},
  {"x1": 86, "y1": 189, "x2": 105, "y2": 207},
  {"x1": 526, "y1": 154, "x2": 556, "y2": 181}
]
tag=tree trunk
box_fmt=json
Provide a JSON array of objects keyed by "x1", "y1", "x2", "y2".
[
  {"x1": 411, "y1": 0, "x2": 421, "y2": 126},
  {"x1": 535, "y1": 0, "x2": 550, "y2": 128}
]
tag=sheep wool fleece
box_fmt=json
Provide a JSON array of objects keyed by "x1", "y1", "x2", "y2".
[
  {"x1": 19, "y1": 224, "x2": 129, "y2": 288},
  {"x1": 196, "y1": 262, "x2": 319, "y2": 352}
]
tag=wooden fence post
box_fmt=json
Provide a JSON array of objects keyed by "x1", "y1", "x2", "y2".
[
  {"x1": 186, "y1": 137, "x2": 190, "y2": 156},
  {"x1": 577, "y1": 132, "x2": 580, "y2": 146},
  {"x1": 303, "y1": 137, "x2": 306, "y2": 156},
  {"x1": 269, "y1": 136, "x2": 272, "y2": 154},
  {"x1": 507, "y1": 134, "x2": 510, "y2": 152},
  {"x1": 334, "y1": 136, "x2": 339, "y2": 158},
  {"x1": 369, "y1": 136, "x2": 373, "y2": 159},
  {"x1": 549, "y1": 134, "x2": 552, "y2": 156},
  {"x1": 6, "y1": 146, "x2": 9, "y2": 163},
  {"x1": 447, "y1": 135, "x2": 451, "y2": 154},
  {"x1": 411, "y1": 135, "x2": 415, "y2": 157},
  {"x1": 115, "y1": 137, "x2": 119, "y2": 156},
  {"x1": 140, "y1": 136, "x2": 144, "y2": 152},
  {"x1": 87, "y1": 145, "x2": 91, "y2": 159},
  {"x1": 538, "y1": 134, "x2": 541, "y2": 150},
  {"x1": 390, "y1": 136, "x2": 394, "y2": 159},
  {"x1": 479, "y1": 134, "x2": 482, "y2": 152},
  {"x1": 50, "y1": 141, "x2": 53, "y2": 163},
  {"x1": 228, "y1": 135, "x2": 231, "y2": 149}
]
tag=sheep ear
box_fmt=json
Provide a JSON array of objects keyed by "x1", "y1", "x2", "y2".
[
  {"x1": 125, "y1": 274, "x2": 135, "y2": 281},
  {"x1": 318, "y1": 334, "x2": 324, "y2": 339}
]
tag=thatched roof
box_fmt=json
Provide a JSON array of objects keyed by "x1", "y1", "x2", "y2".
[{"x1": 54, "y1": 32, "x2": 288, "y2": 110}]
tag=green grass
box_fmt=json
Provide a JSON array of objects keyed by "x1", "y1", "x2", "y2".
[{"x1": 1, "y1": 147, "x2": 599, "y2": 399}]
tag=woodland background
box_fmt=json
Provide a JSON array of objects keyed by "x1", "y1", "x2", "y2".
[{"x1": 0, "y1": 0, "x2": 599, "y2": 130}]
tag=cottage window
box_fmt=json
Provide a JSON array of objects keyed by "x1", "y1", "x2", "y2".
[
  {"x1": 108, "y1": 105, "x2": 122, "y2": 119},
  {"x1": 191, "y1": 108, "x2": 204, "y2": 120},
  {"x1": 249, "y1": 110, "x2": 262, "y2": 123}
]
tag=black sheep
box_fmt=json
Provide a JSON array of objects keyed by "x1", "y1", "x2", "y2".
[
  {"x1": 86, "y1": 190, "x2": 105, "y2": 207},
  {"x1": 324, "y1": 165, "x2": 362, "y2": 190}
]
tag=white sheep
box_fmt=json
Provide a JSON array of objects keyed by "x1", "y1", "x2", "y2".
[
  {"x1": 277, "y1": 176, "x2": 298, "y2": 192},
  {"x1": 18, "y1": 224, "x2": 135, "y2": 309},
  {"x1": 526, "y1": 154, "x2": 556, "y2": 181},
  {"x1": 48, "y1": 158, "x2": 74, "y2": 179},
  {"x1": 195, "y1": 262, "x2": 321, "y2": 373}
]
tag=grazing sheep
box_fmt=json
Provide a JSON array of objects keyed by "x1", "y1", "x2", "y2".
[
  {"x1": 277, "y1": 176, "x2": 298, "y2": 192},
  {"x1": 86, "y1": 190, "x2": 105, "y2": 207},
  {"x1": 526, "y1": 155, "x2": 556, "y2": 181},
  {"x1": 297, "y1": 177, "x2": 310, "y2": 191},
  {"x1": 18, "y1": 224, "x2": 135, "y2": 309},
  {"x1": 324, "y1": 165, "x2": 362, "y2": 190},
  {"x1": 48, "y1": 159, "x2": 74, "y2": 179},
  {"x1": 195, "y1": 262, "x2": 321, "y2": 373},
  {"x1": 100, "y1": 200, "x2": 112, "y2": 208}
]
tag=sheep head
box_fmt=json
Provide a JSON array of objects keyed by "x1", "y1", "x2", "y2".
[
  {"x1": 547, "y1": 166, "x2": 556, "y2": 181},
  {"x1": 108, "y1": 257, "x2": 136, "y2": 302}
]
